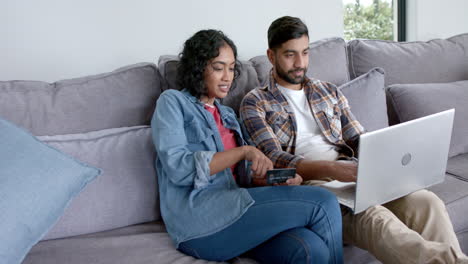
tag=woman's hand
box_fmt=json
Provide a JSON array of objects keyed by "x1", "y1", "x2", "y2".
[
  {"x1": 209, "y1": 145, "x2": 273, "y2": 181},
  {"x1": 243, "y1": 146, "x2": 273, "y2": 177},
  {"x1": 241, "y1": 146, "x2": 305, "y2": 187},
  {"x1": 242, "y1": 146, "x2": 273, "y2": 186}
]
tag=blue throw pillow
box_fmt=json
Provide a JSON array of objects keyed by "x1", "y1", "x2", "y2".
[{"x1": 0, "y1": 118, "x2": 100, "y2": 264}]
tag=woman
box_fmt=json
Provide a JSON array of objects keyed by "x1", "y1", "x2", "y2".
[{"x1": 151, "y1": 29, "x2": 343, "y2": 264}]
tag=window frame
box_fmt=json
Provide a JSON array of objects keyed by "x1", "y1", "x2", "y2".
[
  {"x1": 397, "y1": 0, "x2": 407, "y2": 41},
  {"x1": 343, "y1": 0, "x2": 407, "y2": 41}
]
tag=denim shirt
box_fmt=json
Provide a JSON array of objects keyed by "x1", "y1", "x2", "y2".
[{"x1": 151, "y1": 89, "x2": 254, "y2": 248}]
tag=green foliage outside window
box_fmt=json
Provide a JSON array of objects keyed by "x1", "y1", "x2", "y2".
[{"x1": 344, "y1": 0, "x2": 394, "y2": 41}]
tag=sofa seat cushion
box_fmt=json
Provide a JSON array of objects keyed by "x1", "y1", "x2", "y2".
[
  {"x1": 39, "y1": 126, "x2": 158, "y2": 240},
  {"x1": 0, "y1": 118, "x2": 99, "y2": 264},
  {"x1": 0, "y1": 63, "x2": 161, "y2": 136},
  {"x1": 347, "y1": 33, "x2": 468, "y2": 86},
  {"x1": 24, "y1": 221, "x2": 381, "y2": 264},
  {"x1": 428, "y1": 174, "x2": 468, "y2": 233},
  {"x1": 458, "y1": 230, "x2": 468, "y2": 255},
  {"x1": 447, "y1": 153, "x2": 468, "y2": 182},
  {"x1": 339, "y1": 67, "x2": 388, "y2": 132},
  {"x1": 250, "y1": 37, "x2": 350, "y2": 87},
  {"x1": 343, "y1": 245, "x2": 380, "y2": 264},
  {"x1": 386, "y1": 80, "x2": 468, "y2": 157},
  {"x1": 24, "y1": 222, "x2": 258, "y2": 264}
]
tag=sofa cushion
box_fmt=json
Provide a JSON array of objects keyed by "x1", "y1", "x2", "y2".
[
  {"x1": 458, "y1": 231, "x2": 468, "y2": 255},
  {"x1": 158, "y1": 56, "x2": 259, "y2": 113},
  {"x1": 339, "y1": 67, "x2": 388, "y2": 132},
  {"x1": 447, "y1": 153, "x2": 468, "y2": 182},
  {"x1": 25, "y1": 221, "x2": 380, "y2": 264},
  {"x1": 250, "y1": 37, "x2": 350, "y2": 87},
  {"x1": 386, "y1": 80, "x2": 468, "y2": 157},
  {"x1": 347, "y1": 33, "x2": 468, "y2": 86},
  {"x1": 343, "y1": 245, "x2": 379, "y2": 264},
  {"x1": 24, "y1": 221, "x2": 258, "y2": 264},
  {"x1": 220, "y1": 65, "x2": 261, "y2": 115},
  {"x1": 0, "y1": 118, "x2": 99, "y2": 264},
  {"x1": 39, "y1": 126, "x2": 158, "y2": 240},
  {"x1": 158, "y1": 55, "x2": 179, "y2": 91},
  {"x1": 449, "y1": 33, "x2": 468, "y2": 49},
  {"x1": 0, "y1": 63, "x2": 161, "y2": 136},
  {"x1": 429, "y1": 175, "x2": 468, "y2": 234}
]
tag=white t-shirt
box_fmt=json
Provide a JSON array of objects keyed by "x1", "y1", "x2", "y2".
[{"x1": 278, "y1": 85, "x2": 339, "y2": 161}]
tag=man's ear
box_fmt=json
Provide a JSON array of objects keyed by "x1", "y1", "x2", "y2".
[{"x1": 267, "y1": 49, "x2": 275, "y2": 65}]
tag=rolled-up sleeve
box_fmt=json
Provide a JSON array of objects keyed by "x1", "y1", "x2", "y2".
[
  {"x1": 193, "y1": 151, "x2": 216, "y2": 189},
  {"x1": 151, "y1": 91, "x2": 215, "y2": 189}
]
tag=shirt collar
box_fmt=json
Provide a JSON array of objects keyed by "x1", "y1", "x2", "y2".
[
  {"x1": 181, "y1": 89, "x2": 231, "y2": 120},
  {"x1": 181, "y1": 89, "x2": 221, "y2": 106},
  {"x1": 181, "y1": 89, "x2": 199, "y2": 103}
]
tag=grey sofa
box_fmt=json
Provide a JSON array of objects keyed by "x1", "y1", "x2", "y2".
[{"x1": 1, "y1": 33, "x2": 466, "y2": 264}]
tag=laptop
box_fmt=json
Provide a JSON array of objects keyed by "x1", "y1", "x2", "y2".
[{"x1": 322, "y1": 109, "x2": 455, "y2": 214}]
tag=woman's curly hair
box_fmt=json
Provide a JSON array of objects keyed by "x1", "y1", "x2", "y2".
[{"x1": 178, "y1": 29, "x2": 241, "y2": 99}]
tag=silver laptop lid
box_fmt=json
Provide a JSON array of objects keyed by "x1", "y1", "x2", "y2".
[{"x1": 354, "y1": 109, "x2": 455, "y2": 214}]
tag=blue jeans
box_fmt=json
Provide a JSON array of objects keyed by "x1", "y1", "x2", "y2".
[{"x1": 179, "y1": 186, "x2": 343, "y2": 264}]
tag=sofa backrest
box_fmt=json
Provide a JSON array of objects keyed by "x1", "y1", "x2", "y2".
[
  {"x1": 0, "y1": 63, "x2": 162, "y2": 240},
  {"x1": 347, "y1": 33, "x2": 468, "y2": 86},
  {"x1": 250, "y1": 37, "x2": 351, "y2": 87},
  {"x1": 158, "y1": 55, "x2": 260, "y2": 113},
  {"x1": 0, "y1": 63, "x2": 161, "y2": 136}
]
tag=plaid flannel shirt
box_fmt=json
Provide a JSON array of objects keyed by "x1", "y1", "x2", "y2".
[{"x1": 240, "y1": 72, "x2": 365, "y2": 168}]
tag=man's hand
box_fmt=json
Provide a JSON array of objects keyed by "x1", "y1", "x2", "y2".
[
  {"x1": 329, "y1": 161, "x2": 357, "y2": 182},
  {"x1": 279, "y1": 174, "x2": 303, "y2": 186},
  {"x1": 296, "y1": 159, "x2": 357, "y2": 182}
]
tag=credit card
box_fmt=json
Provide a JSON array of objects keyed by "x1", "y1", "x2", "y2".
[{"x1": 266, "y1": 168, "x2": 296, "y2": 184}]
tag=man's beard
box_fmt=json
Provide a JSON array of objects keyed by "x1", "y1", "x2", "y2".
[{"x1": 275, "y1": 62, "x2": 307, "y2": 85}]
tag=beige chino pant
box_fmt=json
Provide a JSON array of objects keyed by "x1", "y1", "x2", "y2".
[{"x1": 304, "y1": 180, "x2": 468, "y2": 264}]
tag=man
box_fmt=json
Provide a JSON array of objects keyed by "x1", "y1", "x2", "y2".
[{"x1": 240, "y1": 16, "x2": 468, "y2": 264}]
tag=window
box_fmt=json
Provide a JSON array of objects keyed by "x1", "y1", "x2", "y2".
[{"x1": 343, "y1": 0, "x2": 406, "y2": 41}]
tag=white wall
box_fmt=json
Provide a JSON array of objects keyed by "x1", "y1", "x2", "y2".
[
  {"x1": 407, "y1": 0, "x2": 468, "y2": 41},
  {"x1": 0, "y1": 0, "x2": 343, "y2": 82}
]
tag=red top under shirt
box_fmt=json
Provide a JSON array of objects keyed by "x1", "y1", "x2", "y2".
[{"x1": 204, "y1": 104, "x2": 238, "y2": 179}]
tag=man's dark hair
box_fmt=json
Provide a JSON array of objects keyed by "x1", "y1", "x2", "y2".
[
  {"x1": 178, "y1": 29, "x2": 241, "y2": 99},
  {"x1": 268, "y1": 16, "x2": 309, "y2": 50}
]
